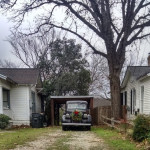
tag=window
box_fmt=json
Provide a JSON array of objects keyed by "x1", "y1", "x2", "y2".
[
  {"x1": 3, "y1": 89, "x2": 10, "y2": 109},
  {"x1": 141, "y1": 86, "x2": 144, "y2": 113},
  {"x1": 121, "y1": 92, "x2": 127, "y2": 106},
  {"x1": 130, "y1": 88, "x2": 136, "y2": 114}
]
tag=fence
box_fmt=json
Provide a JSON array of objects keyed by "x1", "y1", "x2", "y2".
[
  {"x1": 101, "y1": 115, "x2": 134, "y2": 133},
  {"x1": 92, "y1": 105, "x2": 129, "y2": 125},
  {"x1": 91, "y1": 105, "x2": 134, "y2": 133},
  {"x1": 91, "y1": 106, "x2": 111, "y2": 125}
]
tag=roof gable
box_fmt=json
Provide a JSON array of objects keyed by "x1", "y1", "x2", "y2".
[
  {"x1": 121, "y1": 66, "x2": 150, "y2": 88},
  {"x1": 0, "y1": 68, "x2": 40, "y2": 85},
  {"x1": 127, "y1": 66, "x2": 150, "y2": 79}
]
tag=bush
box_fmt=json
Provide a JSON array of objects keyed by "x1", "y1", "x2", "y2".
[
  {"x1": 132, "y1": 115, "x2": 150, "y2": 142},
  {"x1": 0, "y1": 114, "x2": 11, "y2": 129}
]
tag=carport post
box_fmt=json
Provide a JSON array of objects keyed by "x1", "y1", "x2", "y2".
[
  {"x1": 90, "y1": 98, "x2": 93, "y2": 110},
  {"x1": 50, "y1": 99, "x2": 54, "y2": 126}
]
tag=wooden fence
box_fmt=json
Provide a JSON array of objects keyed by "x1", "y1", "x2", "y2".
[
  {"x1": 101, "y1": 115, "x2": 134, "y2": 133},
  {"x1": 91, "y1": 105, "x2": 134, "y2": 133},
  {"x1": 92, "y1": 105, "x2": 128, "y2": 125},
  {"x1": 91, "y1": 106, "x2": 111, "y2": 125}
]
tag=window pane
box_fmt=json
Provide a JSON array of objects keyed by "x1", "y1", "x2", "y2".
[
  {"x1": 3, "y1": 89, "x2": 10, "y2": 108},
  {"x1": 3, "y1": 91, "x2": 8, "y2": 102},
  {"x1": 3, "y1": 101, "x2": 8, "y2": 107}
]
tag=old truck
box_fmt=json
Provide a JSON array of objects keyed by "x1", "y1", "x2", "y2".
[{"x1": 61, "y1": 101, "x2": 92, "y2": 130}]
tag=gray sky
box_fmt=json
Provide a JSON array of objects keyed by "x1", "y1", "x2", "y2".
[
  {"x1": 0, "y1": 7, "x2": 150, "y2": 67},
  {"x1": 0, "y1": 14, "x2": 17, "y2": 62}
]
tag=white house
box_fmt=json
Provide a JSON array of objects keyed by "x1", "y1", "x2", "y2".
[
  {"x1": 0, "y1": 68, "x2": 44, "y2": 125},
  {"x1": 121, "y1": 55, "x2": 150, "y2": 118}
]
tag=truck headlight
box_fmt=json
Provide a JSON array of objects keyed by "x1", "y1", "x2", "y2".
[
  {"x1": 65, "y1": 113, "x2": 70, "y2": 119},
  {"x1": 83, "y1": 114, "x2": 88, "y2": 119}
]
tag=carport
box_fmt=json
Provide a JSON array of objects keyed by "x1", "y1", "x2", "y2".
[{"x1": 50, "y1": 96, "x2": 94, "y2": 126}]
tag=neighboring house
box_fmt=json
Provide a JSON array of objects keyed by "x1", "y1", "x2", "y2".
[
  {"x1": 121, "y1": 55, "x2": 150, "y2": 118},
  {"x1": 93, "y1": 97, "x2": 111, "y2": 108},
  {"x1": 0, "y1": 68, "x2": 43, "y2": 125}
]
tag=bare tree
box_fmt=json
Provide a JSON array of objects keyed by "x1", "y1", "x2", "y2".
[
  {"x1": 1, "y1": 0, "x2": 150, "y2": 119},
  {"x1": 0, "y1": 59, "x2": 20, "y2": 68},
  {"x1": 8, "y1": 30, "x2": 56, "y2": 68},
  {"x1": 8, "y1": 30, "x2": 59, "y2": 80},
  {"x1": 89, "y1": 55, "x2": 110, "y2": 99}
]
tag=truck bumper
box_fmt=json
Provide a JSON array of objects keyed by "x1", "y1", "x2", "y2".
[{"x1": 62, "y1": 123, "x2": 91, "y2": 126}]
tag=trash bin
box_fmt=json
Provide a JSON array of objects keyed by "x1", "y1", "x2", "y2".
[{"x1": 31, "y1": 113, "x2": 44, "y2": 128}]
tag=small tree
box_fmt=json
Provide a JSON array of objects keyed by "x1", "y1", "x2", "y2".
[{"x1": 41, "y1": 39, "x2": 91, "y2": 96}]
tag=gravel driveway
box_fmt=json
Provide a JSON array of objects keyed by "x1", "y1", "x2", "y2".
[{"x1": 11, "y1": 128, "x2": 109, "y2": 150}]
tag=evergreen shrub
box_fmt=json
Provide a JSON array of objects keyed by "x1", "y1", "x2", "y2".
[
  {"x1": 0, "y1": 114, "x2": 11, "y2": 129},
  {"x1": 132, "y1": 115, "x2": 150, "y2": 142}
]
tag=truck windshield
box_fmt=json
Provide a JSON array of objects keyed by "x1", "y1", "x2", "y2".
[{"x1": 67, "y1": 103, "x2": 87, "y2": 110}]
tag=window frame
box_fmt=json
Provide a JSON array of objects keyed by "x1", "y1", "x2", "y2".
[
  {"x1": 141, "y1": 86, "x2": 144, "y2": 113},
  {"x1": 3, "y1": 88, "x2": 10, "y2": 109}
]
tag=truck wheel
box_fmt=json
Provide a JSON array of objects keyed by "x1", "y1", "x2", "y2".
[
  {"x1": 87, "y1": 126, "x2": 91, "y2": 131},
  {"x1": 62, "y1": 126, "x2": 67, "y2": 131}
]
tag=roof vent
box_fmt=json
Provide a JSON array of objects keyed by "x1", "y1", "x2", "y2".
[{"x1": 148, "y1": 53, "x2": 150, "y2": 66}]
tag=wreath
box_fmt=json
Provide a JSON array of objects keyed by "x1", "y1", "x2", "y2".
[{"x1": 71, "y1": 109, "x2": 82, "y2": 121}]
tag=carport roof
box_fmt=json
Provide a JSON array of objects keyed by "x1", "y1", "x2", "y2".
[
  {"x1": 50, "y1": 96, "x2": 94, "y2": 104},
  {"x1": 51, "y1": 96, "x2": 93, "y2": 99}
]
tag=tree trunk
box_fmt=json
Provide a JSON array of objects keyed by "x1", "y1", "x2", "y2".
[{"x1": 109, "y1": 71, "x2": 121, "y2": 119}]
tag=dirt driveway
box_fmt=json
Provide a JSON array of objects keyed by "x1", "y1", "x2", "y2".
[{"x1": 11, "y1": 127, "x2": 109, "y2": 150}]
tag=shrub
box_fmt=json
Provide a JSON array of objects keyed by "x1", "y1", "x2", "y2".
[
  {"x1": 132, "y1": 115, "x2": 150, "y2": 142},
  {"x1": 0, "y1": 114, "x2": 11, "y2": 129}
]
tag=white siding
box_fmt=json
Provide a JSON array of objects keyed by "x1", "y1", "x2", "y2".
[
  {"x1": 139, "y1": 77, "x2": 150, "y2": 115},
  {"x1": 122, "y1": 75, "x2": 150, "y2": 119},
  {"x1": 0, "y1": 79, "x2": 42, "y2": 125},
  {"x1": 4, "y1": 86, "x2": 30, "y2": 125},
  {"x1": 121, "y1": 76, "x2": 138, "y2": 119}
]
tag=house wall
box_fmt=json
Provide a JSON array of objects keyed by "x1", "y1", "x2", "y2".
[
  {"x1": 0, "y1": 79, "x2": 11, "y2": 114},
  {"x1": 121, "y1": 76, "x2": 138, "y2": 119},
  {"x1": 139, "y1": 77, "x2": 150, "y2": 115},
  {"x1": 30, "y1": 86, "x2": 41, "y2": 114},
  {"x1": 4, "y1": 85, "x2": 30, "y2": 125},
  {"x1": 122, "y1": 75, "x2": 150, "y2": 119}
]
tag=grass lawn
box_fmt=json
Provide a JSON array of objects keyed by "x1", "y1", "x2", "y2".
[
  {"x1": 92, "y1": 126, "x2": 141, "y2": 150},
  {"x1": 0, "y1": 127, "x2": 54, "y2": 150}
]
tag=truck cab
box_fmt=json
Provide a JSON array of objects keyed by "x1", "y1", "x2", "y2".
[{"x1": 61, "y1": 101, "x2": 92, "y2": 130}]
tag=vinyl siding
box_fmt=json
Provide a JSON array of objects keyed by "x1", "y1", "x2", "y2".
[
  {"x1": 122, "y1": 75, "x2": 150, "y2": 119},
  {"x1": 121, "y1": 76, "x2": 137, "y2": 119},
  {"x1": 139, "y1": 77, "x2": 150, "y2": 115},
  {"x1": 4, "y1": 85, "x2": 30, "y2": 125}
]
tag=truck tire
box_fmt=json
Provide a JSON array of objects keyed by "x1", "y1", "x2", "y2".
[
  {"x1": 62, "y1": 126, "x2": 67, "y2": 131},
  {"x1": 87, "y1": 126, "x2": 91, "y2": 131}
]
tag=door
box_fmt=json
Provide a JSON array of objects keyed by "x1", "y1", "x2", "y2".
[{"x1": 32, "y1": 92, "x2": 36, "y2": 113}]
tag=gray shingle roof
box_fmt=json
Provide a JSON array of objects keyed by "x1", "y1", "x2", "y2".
[
  {"x1": 127, "y1": 66, "x2": 150, "y2": 79},
  {"x1": 0, "y1": 68, "x2": 39, "y2": 84}
]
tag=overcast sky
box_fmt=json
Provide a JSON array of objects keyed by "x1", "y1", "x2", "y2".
[
  {"x1": 0, "y1": 14, "x2": 18, "y2": 62},
  {"x1": 0, "y1": 7, "x2": 150, "y2": 67}
]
